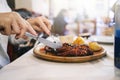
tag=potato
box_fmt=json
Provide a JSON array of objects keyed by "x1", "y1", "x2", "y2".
[
  {"x1": 89, "y1": 42, "x2": 102, "y2": 51},
  {"x1": 73, "y1": 37, "x2": 85, "y2": 45}
]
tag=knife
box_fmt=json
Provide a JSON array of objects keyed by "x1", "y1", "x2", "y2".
[{"x1": 25, "y1": 32, "x2": 62, "y2": 49}]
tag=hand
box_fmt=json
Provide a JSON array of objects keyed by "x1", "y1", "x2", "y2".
[
  {"x1": 0, "y1": 12, "x2": 37, "y2": 38},
  {"x1": 27, "y1": 16, "x2": 51, "y2": 35}
]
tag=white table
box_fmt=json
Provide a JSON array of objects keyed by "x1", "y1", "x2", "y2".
[{"x1": 0, "y1": 39, "x2": 120, "y2": 80}]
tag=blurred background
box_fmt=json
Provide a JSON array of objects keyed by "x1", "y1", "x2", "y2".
[
  {"x1": 7, "y1": 0, "x2": 116, "y2": 36},
  {"x1": 6, "y1": 0, "x2": 116, "y2": 61}
]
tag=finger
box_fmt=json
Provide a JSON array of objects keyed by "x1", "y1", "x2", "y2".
[
  {"x1": 14, "y1": 14, "x2": 27, "y2": 38},
  {"x1": 16, "y1": 18, "x2": 36, "y2": 38},
  {"x1": 44, "y1": 21, "x2": 51, "y2": 31},
  {"x1": 15, "y1": 33, "x2": 29, "y2": 40},
  {"x1": 25, "y1": 21, "x2": 37, "y2": 36},
  {"x1": 27, "y1": 18, "x2": 42, "y2": 32},
  {"x1": 21, "y1": 35, "x2": 29, "y2": 40},
  {"x1": 14, "y1": 12, "x2": 25, "y2": 22},
  {"x1": 4, "y1": 25, "x2": 12, "y2": 35},
  {"x1": 12, "y1": 19, "x2": 20, "y2": 34},
  {"x1": 11, "y1": 30, "x2": 16, "y2": 34},
  {"x1": 32, "y1": 25, "x2": 42, "y2": 32},
  {"x1": 16, "y1": 19, "x2": 27, "y2": 38},
  {"x1": 41, "y1": 16, "x2": 52, "y2": 30},
  {"x1": 15, "y1": 28, "x2": 25, "y2": 38},
  {"x1": 15, "y1": 34, "x2": 19, "y2": 39},
  {"x1": 36, "y1": 17, "x2": 51, "y2": 35}
]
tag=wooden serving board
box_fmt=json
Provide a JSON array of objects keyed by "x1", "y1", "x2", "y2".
[{"x1": 33, "y1": 45, "x2": 106, "y2": 63}]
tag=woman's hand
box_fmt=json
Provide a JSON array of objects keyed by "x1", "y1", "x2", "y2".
[
  {"x1": 0, "y1": 12, "x2": 37, "y2": 38},
  {"x1": 27, "y1": 16, "x2": 51, "y2": 35}
]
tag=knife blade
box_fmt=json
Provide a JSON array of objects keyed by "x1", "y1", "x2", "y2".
[
  {"x1": 38, "y1": 37, "x2": 62, "y2": 49},
  {"x1": 25, "y1": 32, "x2": 62, "y2": 49}
]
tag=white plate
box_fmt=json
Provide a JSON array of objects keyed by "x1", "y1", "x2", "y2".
[{"x1": 88, "y1": 36, "x2": 114, "y2": 44}]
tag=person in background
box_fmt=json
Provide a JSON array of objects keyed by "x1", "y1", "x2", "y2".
[
  {"x1": 0, "y1": 0, "x2": 51, "y2": 68},
  {"x1": 52, "y1": 9, "x2": 69, "y2": 35}
]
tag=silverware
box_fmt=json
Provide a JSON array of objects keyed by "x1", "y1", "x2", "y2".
[{"x1": 25, "y1": 32, "x2": 62, "y2": 49}]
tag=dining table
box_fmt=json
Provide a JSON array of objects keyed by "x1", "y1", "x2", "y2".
[{"x1": 0, "y1": 35, "x2": 120, "y2": 80}]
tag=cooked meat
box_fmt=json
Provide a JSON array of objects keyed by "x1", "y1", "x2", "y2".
[{"x1": 44, "y1": 43, "x2": 93, "y2": 57}]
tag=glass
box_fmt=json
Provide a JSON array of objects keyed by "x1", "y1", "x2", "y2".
[{"x1": 115, "y1": 0, "x2": 120, "y2": 69}]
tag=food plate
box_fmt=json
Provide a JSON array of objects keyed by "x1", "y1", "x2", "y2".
[
  {"x1": 88, "y1": 36, "x2": 114, "y2": 44},
  {"x1": 33, "y1": 44, "x2": 106, "y2": 63}
]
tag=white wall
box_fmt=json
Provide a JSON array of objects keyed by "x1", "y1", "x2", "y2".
[
  {"x1": 31, "y1": 0, "x2": 49, "y2": 16},
  {"x1": 15, "y1": 0, "x2": 49, "y2": 16},
  {"x1": 15, "y1": 0, "x2": 32, "y2": 10}
]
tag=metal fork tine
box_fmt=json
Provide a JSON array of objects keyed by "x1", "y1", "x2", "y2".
[{"x1": 34, "y1": 33, "x2": 44, "y2": 47}]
